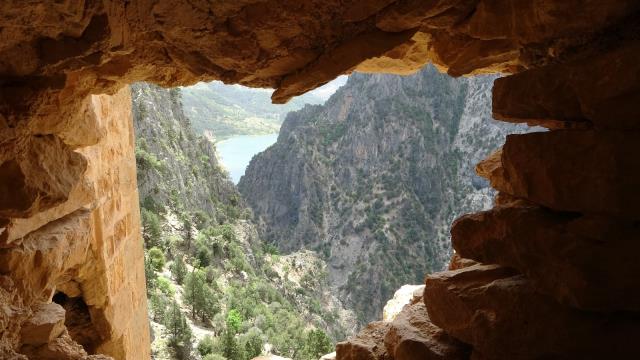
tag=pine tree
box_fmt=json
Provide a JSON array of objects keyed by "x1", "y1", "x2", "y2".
[
  {"x1": 149, "y1": 290, "x2": 168, "y2": 323},
  {"x1": 165, "y1": 300, "x2": 192, "y2": 359},
  {"x1": 222, "y1": 328, "x2": 244, "y2": 360},
  {"x1": 144, "y1": 253, "x2": 157, "y2": 295},
  {"x1": 300, "y1": 329, "x2": 333, "y2": 360},
  {"x1": 184, "y1": 269, "x2": 218, "y2": 321},
  {"x1": 141, "y1": 208, "x2": 162, "y2": 248},
  {"x1": 171, "y1": 255, "x2": 187, "y2": 285}
]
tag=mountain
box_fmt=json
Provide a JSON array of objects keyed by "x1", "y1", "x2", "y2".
[
  {"x1": 180, "y1": 81, "x2": 324, "y2": 141},
  {"x1": 130, "y1": 83, "x2": 354, "y2": 360},
  {"x1": 238, "y1": 66, "x2": 531, "y2": 324}
]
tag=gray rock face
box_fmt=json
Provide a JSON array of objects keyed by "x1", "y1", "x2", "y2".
[
  {"x1": 131, "y1": 83, "x2": 239, "y2": 222},
  {"x1": 239, "y1": 66, "x2": 529, "y2": 324}
]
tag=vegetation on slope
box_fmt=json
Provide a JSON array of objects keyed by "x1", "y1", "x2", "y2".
[
  {"x1": 180, "y1": 82, "x2": 323, "y2": 141},
  {"x1": 239, "y1": 66, "x2": 530, "y2": 324},
  {"x1": 131, "y1": 83, "x2": 352, "y2": 360}
]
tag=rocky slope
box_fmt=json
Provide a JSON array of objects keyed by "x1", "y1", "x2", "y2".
[
  {"x1": 239, "y1": 66, "x2": 530, "y2": 323},
  {"x1": 132, "y1": 83, "x2": 239, "y2": 223},
  {"x1": 131, "y1": 83, "x2": 354, "y2": 359}
]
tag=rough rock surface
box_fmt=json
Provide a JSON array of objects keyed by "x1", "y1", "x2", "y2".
[
  {"x1": 424, "y1": 264, "x2": 640, "y2": 359},
  {"x1": 1, "y1": 1, "x2": 640, "y2": 359},
  {"x1": 452, "y1": 204, "x2": 640, "y2": 311},
  {"x1": 384, "y1": 301, "x2": 469, "y2": 360},
  {"x1": 382, "y1": 285, "x2": 424, "y2": 322},
  {"x1": 338, "y1": 288, "x2": 469, "y2": 360},
  {"x1": 336, "y1": 322, "x2": 391, "y2": 360},
  {"x1": 0, "y1": 88, "x2": 149, "y2": 359},
  {"x1": 19, "y1": 303, "x2": 66, "y2": 346},
  {"x1": 480, "y1": 130, "x2": 640, "y2": 218}
]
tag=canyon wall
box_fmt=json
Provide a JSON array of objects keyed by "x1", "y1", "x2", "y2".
[
  {"x1": 0, "y1": 87, "x2": 149, "y2": 359},
  {"x1": 239, "y1": 66, "x2": 529, "y2": 324},
  {"x1": 1, "y1": 0, "x2": 639, "y2": 359}
]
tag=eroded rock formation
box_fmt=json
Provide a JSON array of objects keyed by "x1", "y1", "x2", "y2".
[
  {"x1": 0, "y1": 88, "x2": 149, "y2": 358},
  {"x1": 1, "y1": 0, "x2": 639, "y2": 358}
]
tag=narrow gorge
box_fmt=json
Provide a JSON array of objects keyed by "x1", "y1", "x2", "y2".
[
  {"x1": 1, "y1": 1, "x2": 639, "y2": 360},
  {"x1": 239, "y1": 66, "x2": 530, "y2": 323}
]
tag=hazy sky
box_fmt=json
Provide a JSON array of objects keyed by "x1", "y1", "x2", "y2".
[{"x1": 306, "y1": 75, "x2": 349, "y2": 101}]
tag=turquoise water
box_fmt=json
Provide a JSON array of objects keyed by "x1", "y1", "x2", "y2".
[{"x1": 216, "y1": 133, "x2": 279, "y2": 183}]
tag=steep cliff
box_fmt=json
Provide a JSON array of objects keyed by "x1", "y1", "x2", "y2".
[
  {"x1": 239, "y1": 66, "x2": 529, "y2": 323},
  {"x1": 132, "y1": 83, "x2": 239, "y2": 223},
  {"x1": 131, "y1": 83, "x2": 354, "y2": 359},
  {"x1": 0, "y1": 88, "x2": 150, "y2": 359}
]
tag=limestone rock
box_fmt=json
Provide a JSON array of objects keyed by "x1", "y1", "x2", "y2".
[
  {"x1": 0, "y1": 88, "x2": 149, "y2": 359},
  {"x1": 20, "y1": 331, "x2": 91, "y2": 360},
  {"x1": 478, "y1": 130, "x2": 640, "y2": 218},
  {"x1": 452, "y1": 205, "x2": 640, "y2": 311},
  {"x1": 320, "y1": 352, "x2": 337, "y2": 360},
  {"x1": 252, "y1": 355, "x2": 292, "y2": 360},
  {"x1": 336, "y1": 322, "x2": 391, "y2": 360},
  {"x1": 20, "y1": 302, "x2": 66, "y2": 346},
  {"x1": 493, "y1": 41, "x2": 640, "y2": 130},
  {"x1": 382, "y1": 285, "x2": 425, "y2": 322},
  {"x1": 424, "y1": 264, "x2": 640, "y2": 359},
  {"x1": 447, "y1": 254, "x2": 477, "y2": 271},
  {"x1": 384, "y1": 301, "x2": 469, "y2": 360}
]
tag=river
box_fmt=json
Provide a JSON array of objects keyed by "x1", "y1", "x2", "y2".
[{"x1": 216, "y1": 133, "x2": 279, "y2": 183}]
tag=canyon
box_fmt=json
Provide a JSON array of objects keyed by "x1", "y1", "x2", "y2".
[
  {"x1": 239, "y1": 66, "x2": 529, "y2": 324},
  {"x1": 1, "y1": 1, "x2": 640, "y2": 359}
]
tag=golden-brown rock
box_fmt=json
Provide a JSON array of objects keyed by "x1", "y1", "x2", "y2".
[
  {"x1": 493, "y1": 41, "x2": 640, "y2": 130},
  {"x1": 452, "y1": 205, "x2": 640, "y2": 311},
  {"x1": 478, "y1": 130, "x2": 640, "y2": 218},
  {"x1": 19, "y1": 303, "x2": 66, "y2": 346},
  {"x1": 384, "y1": 301, "x2": 469, "y2": 360},
  {"x1": 336, "y1": 322, "x2": 391, "y2": 360},
  {"x1": 424, "y1": 264, "x2": 640, "y2": 359},
  {"x1": 447, "y1": 254, "x2": 477, "y2": 271},
  {"x1": 1, "y1": 1, "x2": 640, "y2": 359},
  {"x1": 0, "y1": 87, "x2": 149, "y2": 359}
]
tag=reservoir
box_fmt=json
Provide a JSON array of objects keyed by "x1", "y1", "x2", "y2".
[{"x1": 216, "y1": 133, "x2": 278, "y2": 183}]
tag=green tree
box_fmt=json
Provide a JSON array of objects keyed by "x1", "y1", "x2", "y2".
[
  {"x1": 148, "y1": 290, "x2": 168, "y2": 323},
  {"x1": 300, "y1": 329, "x2": 333, "y2": 360},
  {"x1": 222, "y1": 327, "x2": 244, "y2": 360},
  {"x1": 165, "y1": 300, "x2": 192, "y2": 359},
  {"x1": 148, "y1": 247, "x2": 165, "y2": 271},
  {"x1": 197, "y1": 335, "x2": 215, "y2": 357},
  {"x1": 141, "y1": 208, "x2": 162, "y2": 248},
  {"x1": 144, "y1": 253, "x2": 157, "y2": 294},
  {"x1": 184, "y1": 269, "x2": 219, "y2": 322},
  {"x1": 171, "y1": 255, "x2": 187, "y2": 285},
  {"x1": 241, "y1": 327, "x2": 264, "y2": 359},
  {"x1": 226, "y1": 309, "x2": 243, "y2": 334}
]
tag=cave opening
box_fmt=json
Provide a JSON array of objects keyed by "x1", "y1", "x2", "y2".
[
  {"x1": 52, "y1": 292, "x2": 102, "y2": 355},
  {"x1": 0, "y1": 1, "x2": 638, "y2": 360}
]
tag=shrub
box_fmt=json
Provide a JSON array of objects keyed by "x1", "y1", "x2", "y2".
[
  {"x1": 198, "y1": 336, "x2": 215, "y2": 357},
  {"x1": 170, "y1": 256, "x2": 187, "y2": 285},
  {"x1": 156, "y1": 276, "x2": 175, "y2": 297},
  {"x1": 148, "y1": 247, "x2": 165, "y2": 271}
]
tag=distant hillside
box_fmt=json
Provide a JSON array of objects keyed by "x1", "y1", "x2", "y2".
[
  {"x1": 181, "y1": 81, "x2": 324, "y2": 141},
  {"x1": 239, "y1": 66, "x2": 531, "y2": 324}
]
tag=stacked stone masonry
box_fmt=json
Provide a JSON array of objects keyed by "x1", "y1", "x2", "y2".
[{"x1": 1, "y1": 0, "x2": 639, "y2": 358}]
